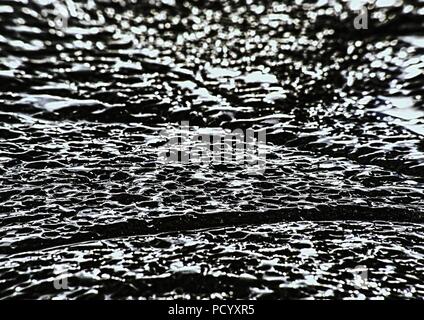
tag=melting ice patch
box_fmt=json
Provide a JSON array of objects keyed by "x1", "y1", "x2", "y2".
[
  {"x1": 403, "y1": 124, "x2": 424, "y2": 136},
  {"x1": 380, "y1": 96, "x2": 415, "y2": 109},
  {"x1": 401, "y1": 36, "x2": 424, "y2": 48},
  {"x1": 383, "y1": 108, "x2": 424, "y2": 121},
  {"x1": 205, "y1": 66, "x2": 241, "y2": 79},
  {"x1": 241, "y1": 71, "x2": 279, "y2": 84}
]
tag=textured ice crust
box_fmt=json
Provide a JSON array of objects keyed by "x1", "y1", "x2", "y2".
[{"x1": 1, "y1": 221, "x2": 424, "y2": 299}]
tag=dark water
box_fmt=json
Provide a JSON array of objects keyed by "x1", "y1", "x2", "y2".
[{"x1": 0, "y1": 0, "x2": 424, "y2": 299}]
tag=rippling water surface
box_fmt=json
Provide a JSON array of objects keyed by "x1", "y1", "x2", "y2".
[{"x1": 0, "y1": 0, "x2": 424, "y2": 299}]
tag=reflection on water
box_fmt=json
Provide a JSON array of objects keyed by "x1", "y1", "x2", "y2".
[{"x1": 0, "y1": 0, "x2": 424, "y2": 299}]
